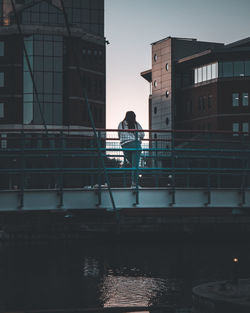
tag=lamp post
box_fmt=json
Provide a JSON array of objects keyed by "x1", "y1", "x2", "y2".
[{"x1": 232, "y1": 257, "x2": 239, "y2": 285}]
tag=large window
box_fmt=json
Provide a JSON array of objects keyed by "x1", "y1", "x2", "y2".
[
  {"x1": 195, "y1": 60, "x2": 250, "y2": 84},
  {"x1": 63, "y1": 0, "x2": 104, "y2": 36},
  {"x1": 194, "y1": 63, "x2": 218, "y2": 84},
  {"x1": 21, "y1": 1, "x2": 64, "y2": 26},
  {"x1": 23, "y1": 34, "x2": 63, "y2": 125},
  {"x1": 219, "y1": 60, "x2": 250, "y2": 78}
]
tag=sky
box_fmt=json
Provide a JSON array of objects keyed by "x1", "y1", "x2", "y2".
[{"x1": 104, "y1": 0, "x2": 250, "y2": 130}]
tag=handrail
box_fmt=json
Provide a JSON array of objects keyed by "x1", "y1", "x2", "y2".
[{"x1": 0, "y1": 128, "x2": 249, "y2": 194}]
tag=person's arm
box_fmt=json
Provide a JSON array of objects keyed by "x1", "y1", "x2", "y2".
[
  {"x1": 137, "y1": 122, "x2": 145, "y2": 140},
  {"x1": 118, "y1": 121, "x2": 122, "y2": 139}
]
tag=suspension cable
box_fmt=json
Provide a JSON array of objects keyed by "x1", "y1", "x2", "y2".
[
  {"x1": 59, "y1": 0, "x2": 117, "y2": 212},
  {"x1": 10, "y1": 0, "x2": 48, "y2": 135}
]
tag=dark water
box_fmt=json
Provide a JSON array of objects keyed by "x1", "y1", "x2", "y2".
[{"x1": 0, "y1": 239, "x2": 250, "y2": 311}]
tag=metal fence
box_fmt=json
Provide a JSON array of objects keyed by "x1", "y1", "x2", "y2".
[{"x1": 0, "y1": 127, "x2": 249, "y2": 190}]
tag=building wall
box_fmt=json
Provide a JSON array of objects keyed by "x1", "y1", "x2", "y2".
[
  {"x1": 176, "y1": 82, "x2": 218, "y2": 130},
  {"x1": 150, "y1": 37, "x2": 224, "y2": 132},
  {"x1": 151, "y1": 38, "x2": 172, "y2": 132},
  {"x1": 217, "y1": 79, "x2": 250, "y2": 131},
  {"x1": 176, "y1": 72, "x2": 250, "y2": 132}
]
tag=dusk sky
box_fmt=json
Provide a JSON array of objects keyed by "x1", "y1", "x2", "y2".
[{"x1": 105, "y1": 0, "x2": 250, "y2": 130}]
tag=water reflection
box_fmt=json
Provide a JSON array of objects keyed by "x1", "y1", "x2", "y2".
[
  {"x1": 101, "y1": 273, "x2": 168, "y2": 307},
  {"x1": 82, "y1": 257, "x2": 100, "y2": 277},
  {"x1": 0, "y1": 240, "x2": 249, "y2": 311}
]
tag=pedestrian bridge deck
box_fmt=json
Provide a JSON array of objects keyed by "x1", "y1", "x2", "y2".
[{"x1": 0, "y1": 187, "x2": 249, "y2": 212}]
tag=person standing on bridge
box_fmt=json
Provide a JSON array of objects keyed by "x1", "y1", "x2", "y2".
[{"x1": 118, "y1": 111, "x2": 144, "y2": 187}]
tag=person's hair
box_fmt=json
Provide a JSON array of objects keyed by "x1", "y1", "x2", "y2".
[{"x1": 124, "y1": 111, "x2": 136, "y2": 129}]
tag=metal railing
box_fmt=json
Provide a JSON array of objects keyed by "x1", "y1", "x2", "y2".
[{"x1": 0, "y1": 127, "x2": 249, "y2": 192}]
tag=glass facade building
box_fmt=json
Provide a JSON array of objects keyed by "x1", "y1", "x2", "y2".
[{"x1": 0, "y1": 0, "x2": 105, "y2": 127}]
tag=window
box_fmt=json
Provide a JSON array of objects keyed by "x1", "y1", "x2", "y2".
[
  {"x1": 208, "y1": 95, "x2": 213, "y2": 109},
  {"x1": 166, "y1": 90, "x2": 169, "y2": 98},
  {"x1": 202, "y1": 96, "x2": 206, "y2": 111},
  {"x1": 0, "y1": 42, "x2": 4, "y2": 56},
  {"x1": 0, "y1": 103, "x2": 4, "y2": 118},
  {"x1": 211, "y1": 63, "x2": 218, "y2": 79},
  {"x1": 233, "y1": 122, "x2": 239, "y2": 136},
  {"x1": 218, "y1": 60, "x2": 250, "y2": 77},
  {"x1": 234, "y1": 61, "x2": 244, "y2": 77},
  {"x1": 223, "y1": 62, "x2": 233, "y2": 77},
  {"x1": 242, "y1": 122, "x2": 249, "y2": 136},
  {"x1": 207, "y1": 64, "x2": 212, "y2": 80},
  {"x1": 1, "y1": 133, "x2": 7, "y2": 149},
  {"x1": 154, "y1": 54, "x2": 158, "y2": 62},
  {"x1": 232, "y1": 93, "x2": 239, "y2": 107},
  {"x1": 194, "y1": 69, "x2": 198, "y2": 84},
  {"x1": 198, "y1": 96, "x2": 202, "y2": 111},
  {"x1": 202, "y1": 66, "x2": 207, "y2": 81},
  {"x1": 166, "y1": 117, "x2": 169, "y2": 125},
  {"x1": 23, "y1": 35, "x2": 63, "y2": 125},
  {"x1": 165, "y1": 63, "x2": 169, "y2": 71},
  {"x1": 245, "y1": 61, "x2": 250, "y2": 76},
  {"x1": 194, "y1": 63, "x2": 218, "y2": 84},
  {"x1": 0, "y1": 72, "x2": 4, "y2": 87},
  {"x1": 154, "y1": 106, "x2": 157, "y2": 114},
  {"x1": 242, "y1": 93, "x2": 249, "y2": 106},
  {"x1": 153, "y1": 80, "x2": 157, "y2": 88},
  {"x1": 186, "y1": 100, "x2": 192, "y2": 114},
  {"x1": 198, "y1": 67, "x2": 202, "y2": 83}
]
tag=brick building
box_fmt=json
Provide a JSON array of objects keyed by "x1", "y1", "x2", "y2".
[{"x1": 141, "y1": 36, "x2": 250, "y2": 135}]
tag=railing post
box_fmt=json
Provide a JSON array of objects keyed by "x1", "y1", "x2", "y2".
[
  {"x1": 96, "y1": 130, "x2": 102, "y2": 206},
  {"x1": 18, "y1": 130, "x2": 25, "y2": 209},
  {"x1": 205, "y1": 133, "x2": 211, "y2": 206},
  {"x1": 239, "y1": 157, "x2": 247, "y2": 206},
  {"x1": 90, "y1": 136, "x2": 94, "y2": 187},
  {"x1": 170, "y1": 130, "x2": 176, "y2": 205},
  {"x1": 134, "y1": 130, "x2": 139, "y2": 205},
  {"x1": 57, "y1": 130, "x2": 64, "y2": 208},
  {"x1": 155, "y1": 134, "x2": 159, "y2": 188}
]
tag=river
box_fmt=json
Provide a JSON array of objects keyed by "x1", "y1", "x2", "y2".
[{"x1": 0, "y1": 239, "x2": 250, "y2": 311}]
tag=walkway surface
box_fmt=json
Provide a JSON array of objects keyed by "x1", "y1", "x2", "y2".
[{"x1": 192, "y1": 278, "x2": 250, "y2": 313}]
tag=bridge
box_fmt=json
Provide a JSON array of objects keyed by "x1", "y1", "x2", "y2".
[
  {"x1": 1, "y1": 126, "x2": 250, "y2": 239},
  {"x1": 0, "y1": 126, "x2": 249, "y2": 212}
]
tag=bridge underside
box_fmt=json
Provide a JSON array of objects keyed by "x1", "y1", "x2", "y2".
[{"x1": 0, "y1": 187, "x2": 249, "y2": 212}]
